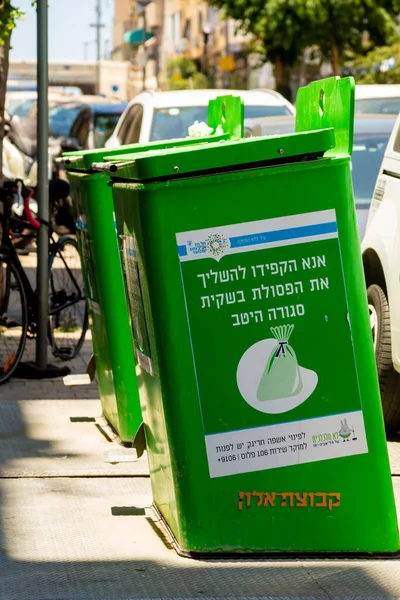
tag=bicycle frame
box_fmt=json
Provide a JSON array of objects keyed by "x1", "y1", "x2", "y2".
[
  {"x1": 48, "y1": 235, "x2": 84, "y2": 316},
  {"x1": 0, "y1": 231, "x2": 37, "y2": 330},
  {"x1": 0, "y1": 201, "x2": 84, "y2": 336}
]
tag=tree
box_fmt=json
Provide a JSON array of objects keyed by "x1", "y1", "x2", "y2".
[
  {"x1": 0, "y1": 1, "x2": 23, "y2": 182},
  {"x1": 210, "y1": 0, "x2": 400, "y2": 99},
  {"x1": 345, "y1": 41, "x2": 400, "y2": 83},
  {"x1": 211, "y1": 0, "x2": 317, "y2": 99},
  {"x1": 316, "y1": 0, "x2": 400, "y2": 76}
]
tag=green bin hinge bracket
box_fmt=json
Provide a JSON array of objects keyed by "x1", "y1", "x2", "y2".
[
  {"x1": 63, "y1": 353, "x2": 96, "y2": 386},
  {"x1": 296, "y1": 76, "x2": 355, "y2": 158},
  {"x1": 208, "y1": 94, "x2": 244, "y2": 139}
]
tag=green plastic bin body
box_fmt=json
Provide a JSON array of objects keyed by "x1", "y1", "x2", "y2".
[
  {"x1": 110, "y1": 78, "x2": 399, "y2": 553},
  {"x1": 66, "y1": 170, "x2": 140, "y2": 442},
  {"x1": 64, "y1": 110, "x2": 237, "y2": 443}
]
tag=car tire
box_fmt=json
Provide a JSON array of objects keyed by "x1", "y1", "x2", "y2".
[{"x1": 367, "y1": 284, "x2": 400, "y2": 433}]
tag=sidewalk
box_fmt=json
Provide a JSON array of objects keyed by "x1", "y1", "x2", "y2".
[{"x1": 1, "y1": 336, "x2": 400, "y2": 600}]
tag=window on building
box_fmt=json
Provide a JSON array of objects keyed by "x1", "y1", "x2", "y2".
[
  {"x1": 167, "y1": 14, "x2": 174, "y2": 44},
  {"x1": 183, "y1": 18, "x2": 191, "y2": 39},
  {"x1": 198, "y1": 11, "x2": 203, "y2": 35},
  {"x1": 173, "y1": 12, "x2": 181, "y2": 46}
]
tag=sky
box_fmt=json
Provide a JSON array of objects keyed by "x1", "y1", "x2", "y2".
[{"x1": 10, "y1": 0, "x2": 114, "y2": 62}]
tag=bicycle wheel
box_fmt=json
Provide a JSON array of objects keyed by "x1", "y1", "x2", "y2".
[
  {"x1": 0, "y1": 255, "x2": 28, "y2": 384},
  {"x1": 48, "y1": 236, "x2": 88, "y2": 360}
]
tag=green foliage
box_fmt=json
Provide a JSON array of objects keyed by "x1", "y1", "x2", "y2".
[
  {"x1": 211, "y1": 0, "x2": 315, "y2": 66},
  {"x1": 166, "y1": 57, "x2": 209, "y2": 90},
  {"x1": 210, "y1": 0, "x2": 400, "y2": 68},
  {"x1": 192, "y1": 72, "x2": 209, "y2": 88},
  {"x1": 0, "y1": 1, "x2": 24, "y2": 45},
  {"x1": 167, "y1": 57, "x2": 198, "y2": 79},
  {"x1": 346, "y1": 42, "x2": 400, "y2": 83},
  {"x1": 315, "y1": 0, "x2": 400, "y2": 63}
]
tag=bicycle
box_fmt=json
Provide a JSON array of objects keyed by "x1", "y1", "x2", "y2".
[{"x1": 0, "y1": 180, "x2": 88, "y2": 385}]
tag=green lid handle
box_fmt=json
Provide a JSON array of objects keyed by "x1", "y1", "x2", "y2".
[
  {"x1": 56, "y1": 156, "x2": 80, "y2": 166},
  {"x1": 207, "y1": 94, "x2": 244, "y2": 140},
  {"x1": 91, "y1": 160, "x2": 137, "y2": 174},
  {"x1": 91, "y1": 161, "x2": 119, "y2": 173},
  {"x1": 295, "y1": 76, "x2": 355, "y2": 157}
]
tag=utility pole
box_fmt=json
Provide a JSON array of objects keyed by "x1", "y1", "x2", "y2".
[
  {"x1": 84, "y1": 41, "x2": 89, "y2": 61},
  {"x1": 142, "y1": 8, "x2": 147, "y2": 90},
  {"x1": 35, "y1": 0, "x2": 49, "y2": 371},
  {"x1": 90, "y1": 0, "x2": 105, "y2": 94},
  {"x1": 136, "y1": 0, "x2": 153, "y2": 91},
  {"x1": 23, "y1": 0, "x2": 68, "y2": 380}
]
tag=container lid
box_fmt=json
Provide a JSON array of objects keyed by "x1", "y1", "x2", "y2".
[
  {"x1": 62, "y1": 133, "x2": 230, "y2": 172},
  {"x1": 62, "y1": 93, "x2": 244, "y2": 171},
  {"x1": 101, "y1": 128, "x2": 335, "y2": 182}
]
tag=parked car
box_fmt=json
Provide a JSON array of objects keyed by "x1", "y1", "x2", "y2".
[
  {"x1": 6, "y1": 91, "x2": 40, "y2": 118},
  {"x1": 6, "y1": 90, "x2": 68, "y2": 119},
  {"x1": 105, "y1": 89, "x2": 295, "y2": 148},
  {"x1": 244, "y1": 114, "x2": 395, "y2": 240},
  {"x1": 48, "y1": 95, "x2": 128, "y2": 151},
  {"x1": 244, "y1": 114, "x2": 295, "y2": 138},
  {"x1": 3, "y1": 110, "x2": 38, "y2": 186},
  {"x1": 362, "y1": 112, "x2": 400, "y2": 432},
  {"x1": 355, "y1": 85, "x2": 400, "y2": 115},
  {"x1": 351, "y1": 115, "x2": 396, "y2": 239},
  {"x1": 2, "y1": 95, "x2": 127, "y2": 185}
]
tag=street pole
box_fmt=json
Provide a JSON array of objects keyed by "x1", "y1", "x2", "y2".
[
  {"x1": 90, "y1": 0, "x2": 105, "y2": 94},
  {"x1": 35, "y1": 0, "x2": 49, "y2": 370},
  {"x1": 142, "y1": 8, "x2": 147, "y2": 90},
  {"x1": 96, "y1": 0, "x2": 101, "y2": 92},
  {"x1": 16, "y1": 1, "x2": 71, "y2": 380},
  {"x1": 136, "y1": 0, "x2": 153, "y2": 90}
]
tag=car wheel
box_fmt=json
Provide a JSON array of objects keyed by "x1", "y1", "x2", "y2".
[{"x1": 367, "y1": 284, "x2": 400, "y2": 433}]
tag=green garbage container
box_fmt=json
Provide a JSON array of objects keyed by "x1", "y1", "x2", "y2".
[
  {"x1": 106, "y1": 77, "x2": 399, "y2": 554},
  {"x1": 63, "y1": 95, "x2": 244, "y2": 444},
  {"x1": 65, "y1": 159, "x2": 140, "y2": 444}
]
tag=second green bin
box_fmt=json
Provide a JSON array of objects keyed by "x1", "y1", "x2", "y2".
[{"x1": 64, "y1": 95, "x2": 244, "y2": 443}]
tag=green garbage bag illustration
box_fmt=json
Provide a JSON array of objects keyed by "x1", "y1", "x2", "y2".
[{"x1": 257, "y1": 324, "x2": 303, "y2": 401}]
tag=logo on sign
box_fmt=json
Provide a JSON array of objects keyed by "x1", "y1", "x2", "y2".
[
  {"x1": 312, "y1": 419, "x2": 358, "y2": 447},
  {"x1": 206, "y1": 233, "x2": 229, "y2": 257},
  {"x1": 188, "y1": 233, "x2": 230, "y2": 258}
]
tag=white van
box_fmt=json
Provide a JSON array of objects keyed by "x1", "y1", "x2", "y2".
[
  {"x1": 355, "y1": 84, "x2": 400, "y2": 115},
  {"x1": 362, "y1": 113, "x2": 400, "y2": 432}
]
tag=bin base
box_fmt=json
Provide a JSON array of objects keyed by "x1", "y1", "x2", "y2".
[
  {"x1": 14, "y1": 361, "x2": 71, "y2": 379},
  {"x1": 151, "y1": 504, "x2": 400, "y2": 559}
]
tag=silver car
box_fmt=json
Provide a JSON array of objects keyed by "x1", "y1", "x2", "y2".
[{"x1": 244, "y1": 114, "x2": 396, "y2": 241}]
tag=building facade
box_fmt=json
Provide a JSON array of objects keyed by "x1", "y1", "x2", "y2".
[
  {"x1": 161, "y1": 1, "x2": 253, "y2": 88},
  {"x1": 111, "y1": 0, "x2": 272, "y2": 92}
]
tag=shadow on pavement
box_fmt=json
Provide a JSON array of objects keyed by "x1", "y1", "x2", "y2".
[
  {"x1": 3, "y1": 338, "x2": 99, "y2": 400},
  {"x1": 0, "y1": 397, "x2": 399, "y2": 600},
  {"x1": 0, "y1": 257, "x2": 399, "y2": 599}
]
